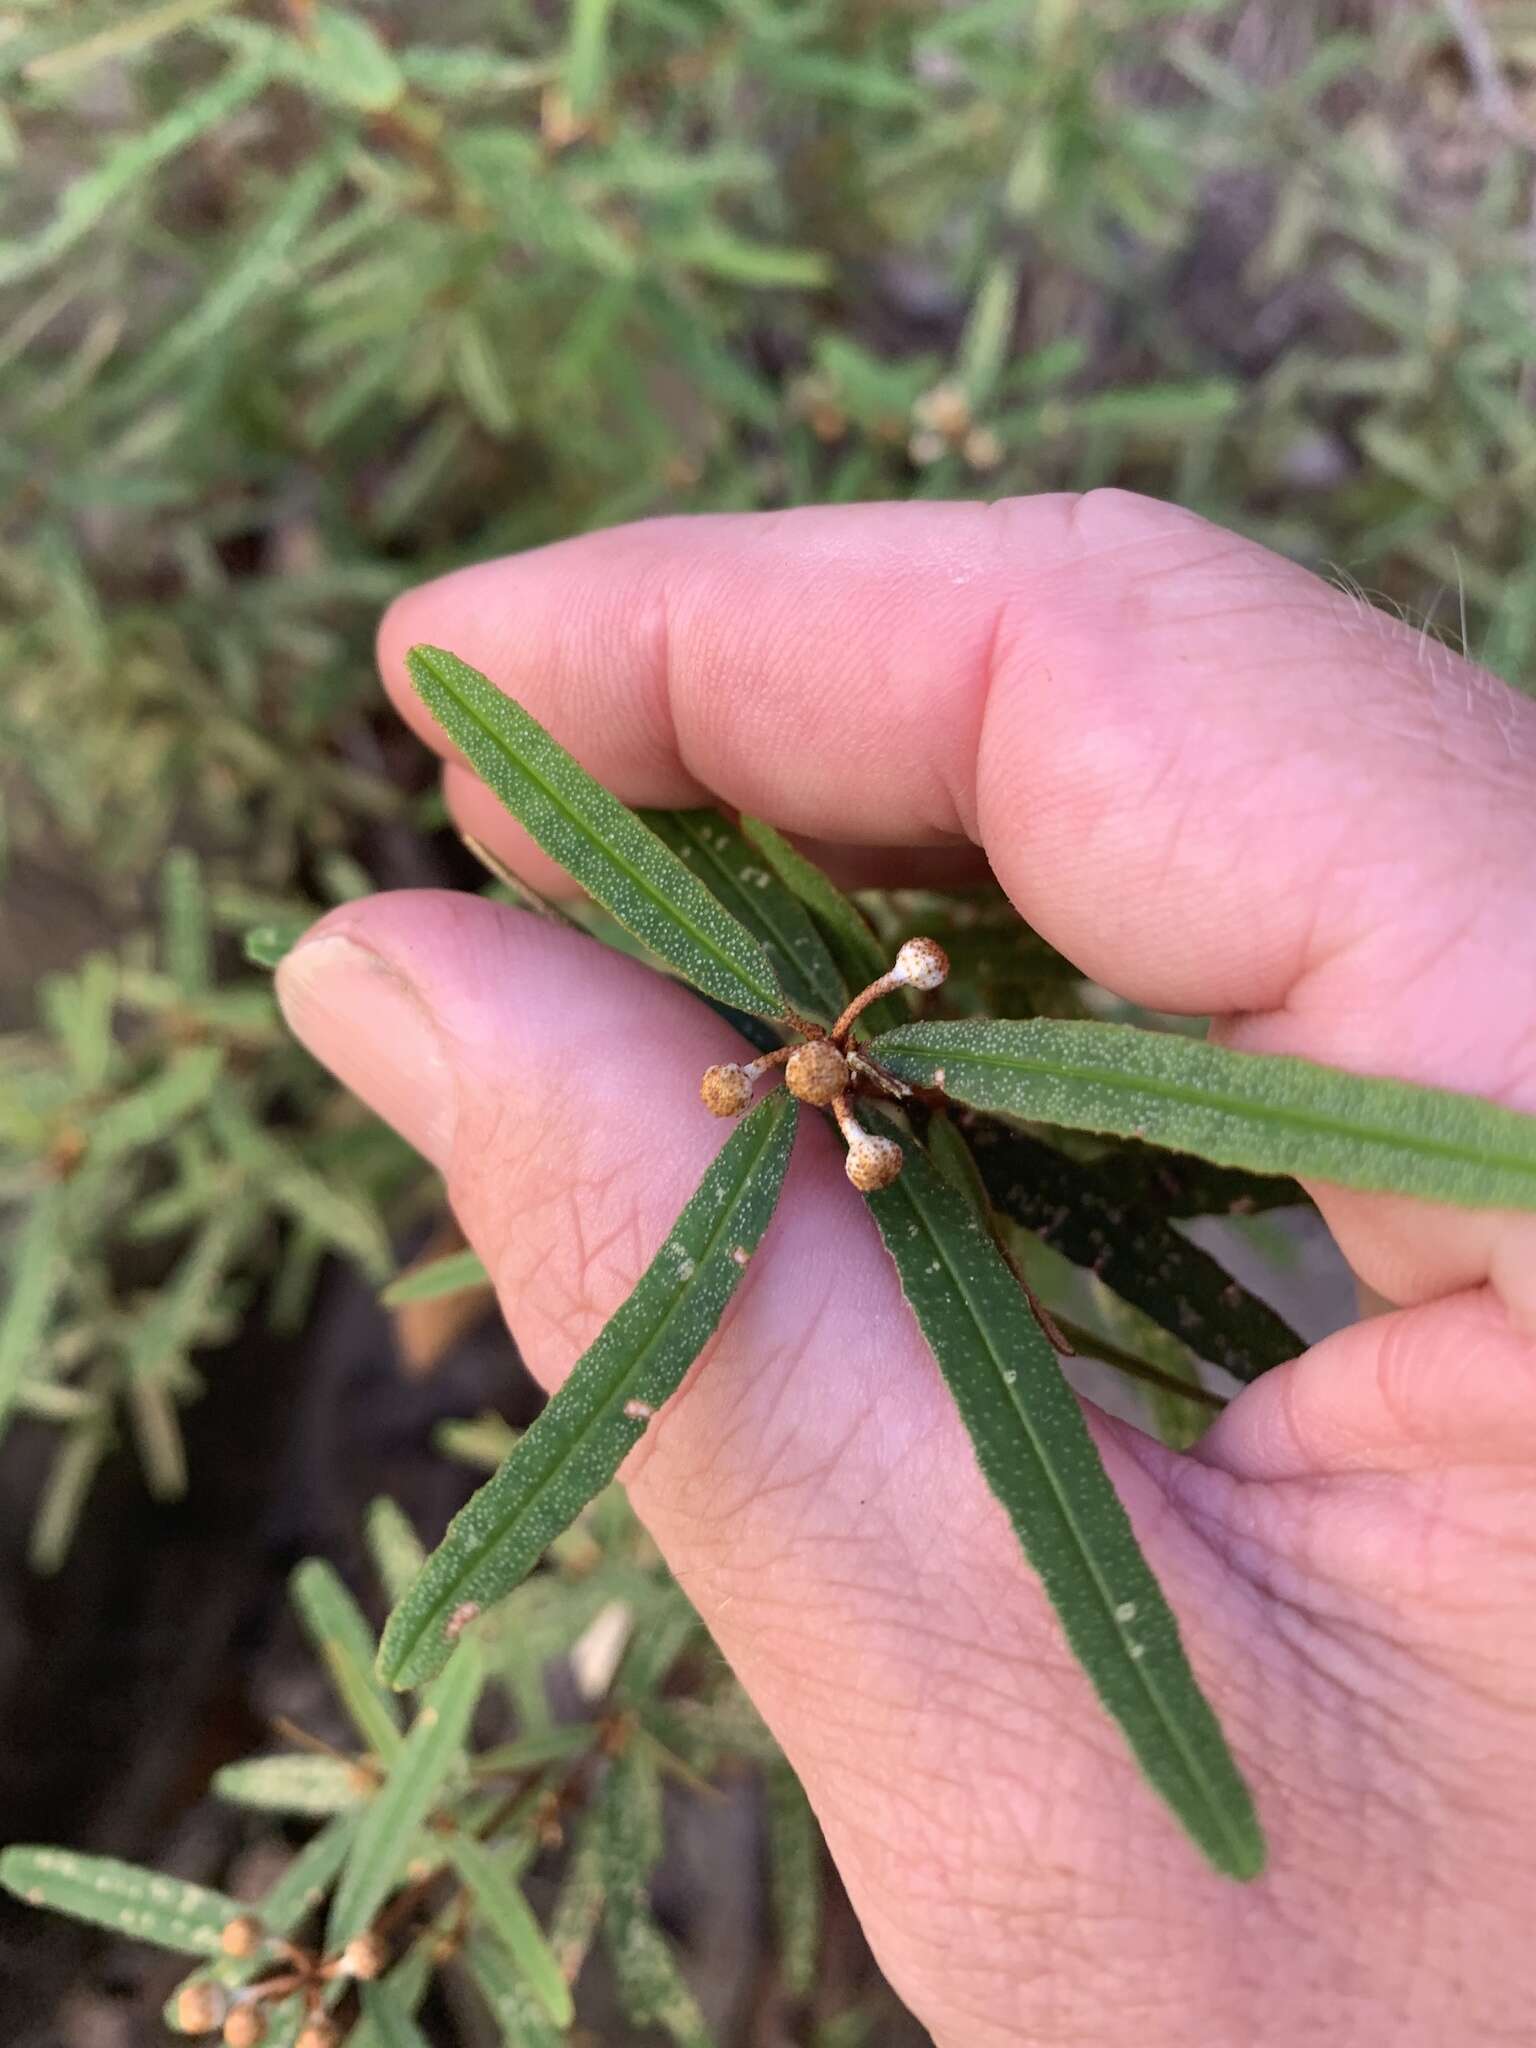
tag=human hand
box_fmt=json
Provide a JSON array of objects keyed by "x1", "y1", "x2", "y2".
[{"x1": 277, "y1": 493, "x2": 1536, "y2": 2047}]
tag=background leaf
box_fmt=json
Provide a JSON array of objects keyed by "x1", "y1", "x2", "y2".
[
  {"x1": 0, "y1": 1848, "x2": 243, "y2": 1955},
  {"x1": 876, "y1": 1019, "x2": 1536, "y2": 1209},
  {"x1": 380, "y1": 1247, "x2": 492, "y2": 1308},
  {"x1": 289, "y1": 1559, "x2": 403, "y2": 1761},
  {"x1": 445, "y1": 1832, "x2": 573, "y2": 2027},
  {"x1": 865, "y1": 1133, "x2": 1264, "y2": 1879},
  {"x1": 963, "y1": 1122, "x2": 1302, "y2": 1380},
  {"x1": 408, "y1": 646, "x2": 787, "y2": 1019},
  {"x1": 212, "y1": 1754, "x2": 364, "y2": 1816},
  {"x1": 327, "y1": 1642, "x2": 483, "y2": 1948}
]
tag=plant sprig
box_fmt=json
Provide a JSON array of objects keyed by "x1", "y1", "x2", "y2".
[{"x1": 368, "y1": 648, "x2": 1536, "y2": 1877}]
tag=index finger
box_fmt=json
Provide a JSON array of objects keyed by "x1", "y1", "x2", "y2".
[{"x1": 378, "y1": 491, "x2": 1536, "y2": 1023}]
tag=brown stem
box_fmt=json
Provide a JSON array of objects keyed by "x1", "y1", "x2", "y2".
[{"x1": 831, "y1": 973, "x2": 902, "y2": 1044}]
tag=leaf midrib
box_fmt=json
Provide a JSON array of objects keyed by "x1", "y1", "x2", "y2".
[
  {"x1": 427, "y1": 665, "x2": 782, "y2": 1014},
  {"x1": 896, "y1": 1166, "x2": 1252, "y2": 1870},
  {"x1": 388, "y1": 1102, "x2": 788, "y2": 1676},
  {"x1": 890, "y1": 1029, "x2": 1536, "y2": 1179}
]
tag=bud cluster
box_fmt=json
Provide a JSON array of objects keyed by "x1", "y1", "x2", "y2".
[{"x1": 699, "y1": 936, "x2": 949, "y2": 1189}]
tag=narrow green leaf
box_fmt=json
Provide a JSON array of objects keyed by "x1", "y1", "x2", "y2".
[
  {"x1": 766, "y1": 1762, "x2": 821, "y2": 2000},
  {"x1": 564, "y1": 0, "x2": 616, "y2": 114},
  {"x1": 380, "y1": 1247, "x2": 491, "y2": 1309},
  {"x1": 86, "y1": 1047, "x2": 224, "y2": 1162},
  {"x1": 737, "y1": 816, "x2": 888, "y2": 994},
  {"x1": 407, "y1": 646, "x2": 786, "y2": 1018},
  {"x1": 964, "y1": 1124, "x2": 1301, "y2": 1381},
  {"x1": 865, "y1": 1136, "x2": 1264, "y2": 1879},
  {"x1": 30, "y1": 1407, "x2": 113, "y2": 1573},
  {"x1": 291, "y1": 4, "x2": 404, "y2": 110},
  {"x1": 366, "y1": 1496, "x2": 428, "y2": 1606},
  {"x1": 445, "y1": 1833, "x2": 573, "y2": 2027},
  {"x1": 474, "y1": 1725, "x2": 593, "y2": 1776},
  {"x1": 289, "y1": 1560, "x2": 403, "y2": 1761},
  {"x1": 327, "y1": 1644, "x2": 483, "y2": 1948},
  {"x1": 463, "y1": 1927, "x2": 569, "y2": 2048},
  {"x1": 546, "y1": 1813, "x2": 605, "y2": 1990},
  {"x1": 0, "y1": 1847, "x2": 242, "y2": 1955},
  {"x1": 357, "y1": 1982, "x2": 433, "y2": 2048},
  {"x1": 875, "y1": 1019, "x2": 1536, "y2": 1210},
  {"x1": 379, "y1": 1093, "x2": 797, "y2": 1688},
  {"x1": 643, "y1": 809, "x2": 847, "y2": 1022},
  {"x1": 166, "y1": 1814, "x2": 358, "y2": 2028},
  {"x1": 243, "y1": 920, "x2": 309, "y2": 971},
  {"x1": 212, "y1": 1755, "x2": 364, "y2": 1816},
  {"x1": 160, "y1": 849, "x2": 211, "y2": 998},
  {"x1": 0, "y1": 58, "x2": 274, "y2": 287},
  {"x1": 348, "y1": 1936, "x2": 438, "y2": 2048},
  {"x1": 599, "y1": 1747, "x2": 711, "y2": 2046},
  {"x1": 0, "y1": 1185, "x2": 64, "y2": 1439}
]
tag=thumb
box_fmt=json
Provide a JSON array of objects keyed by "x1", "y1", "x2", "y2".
[{"x1": 275, "y1": 888, "x2": 1285, "y2": 2038}]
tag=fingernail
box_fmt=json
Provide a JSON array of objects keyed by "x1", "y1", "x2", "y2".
[{"x1": 276, "y1": 933, "x2": 457, "y2": 1168}]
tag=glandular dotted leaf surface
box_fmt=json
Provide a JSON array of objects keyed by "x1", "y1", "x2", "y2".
[
  {"x1": 866, "y1": 1134, "x2": 1264, "y2": 1880},
  {"x1": 408, "y1": 646, "x2": 787, "y2": 1019},
  {"x1": 876, "y1": 1018, "x2": 1536, "y2": 1208}
]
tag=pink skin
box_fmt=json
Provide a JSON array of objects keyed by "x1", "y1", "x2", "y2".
[{"x1": 277, "y1": 493, "x2": 1536, "y2": 2046}]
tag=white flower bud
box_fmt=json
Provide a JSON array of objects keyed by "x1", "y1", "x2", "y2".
[
  {"x1": 843, "y1": 1130, "x2": 904, "y2": 1193},
  {"x1": 892, "y1": 937, "x2": 948, "y2": 991}
]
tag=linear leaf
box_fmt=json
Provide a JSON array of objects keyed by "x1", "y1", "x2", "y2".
[
  {"x1": 160, "y1": 849, "x2": 211, "y2": 997},
  {"x1": 327, "y1": 1644, "x2": 483, "y2": 1948},
  {"x1": 86, "y1": 1047, "x2": 223, "y2": 1162},
  {"x1": 349, "y1": 1937, "x2": 438, "y2": 2048},
  {"x1": 357, "y1": 1982, "x2": 433, "y2": 2048},
  {"x1": 0, "y1": 1185, "x2": 64, "y2": 1440},
  {"x1": 599, "y1": 1747, "x2": 711, "y2": 2047},
  {"x1": 289, "y1": 1560, "x2": 403, "y2": 1761},
  {"x1": 366, "y1": 1496, "x2": 428, "y2": 1606},
  {"x1": 865, "y1": 1136, "x2": 1264, "y2": 1879},
  {"x1": 244, "y1": 920, "x2": 310, "y2": 970},
  {"x1": 212, "y1": 1755, "x2": 364, "y2": 1816},
  {"x1": 0, "y1": 1848, "x2": 242, "y2": 1955},
  {"x1": 463, "y1": 1927, "x2": 569, "y2": 2048},
  {"x1": 380, "y1": 1248, "x2": 491, "y2": 1308},
  {"x1": 874, "y1": 1019, "x2": 1536, "y2": 1210},
  {"x1": 766, "y1": 1762, "x2": 821, "y2": 1999},
  {"x1": 643, "y1": 808, "x2": 847, "y2": 1022},
  {"x1": 963, "y1": 1124, "x2": 1301, "y2": 1380},
  {"x1": 546, "y1": 1814, "x2": 605, "y2": 1988},
  {"x1": 379, "y1": 1092, "x2": 797, "y2": 1687},
  {"x1": 165, "y1": 1814, "x2": 358, "y2": 2028},
  {"x1": 407, "y1": 646, "x2": 785, "y2": 1018},
  {"x1": 445, "y1": 1833, "x2": 573, "y2": 2027}
]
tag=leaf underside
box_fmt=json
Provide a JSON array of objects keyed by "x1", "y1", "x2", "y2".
[
  {"x1": 379, "y1": 1091, "x2": 798, "y2": 1688},
  {"x1": 875, "y1": 1018, "x2": 1536, "y2": 1209},
  {"x1": 326, "y1": 1643, "x2": 484, "y2": 1948},
  {"x1": 407, "y1": 645, "x2": 787, "y2": 1018},
  {"x1": 963, "y1": 1122, "x2": 1302, "y2": 1380},
  {"x1": 865, "y1": 1133, "x2": 1265, "y2": 1880}
]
